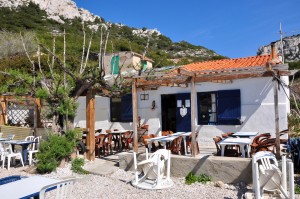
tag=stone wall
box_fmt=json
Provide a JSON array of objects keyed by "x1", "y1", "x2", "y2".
[{"x1": 119, "y1": 152, "x2": 252, "y2": 184}]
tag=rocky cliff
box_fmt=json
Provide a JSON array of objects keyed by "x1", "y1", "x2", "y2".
[
  {"x1": 0, "y1": 0, "x2": 98, "y2": 23},
  {"x1": 257, "y1": 34, "x2": 300, "y2": 62}
]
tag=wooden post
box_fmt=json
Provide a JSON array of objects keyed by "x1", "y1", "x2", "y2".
[
  {"x1": 132, "y1": 78, "x2": 138, "y2": 153},
  {"x1": 191, "y1": 76, "x2": 197, "y2": 157},
  {"x1": 273, "y1": 77, "x2": 281, "y2": 159},
  {"x1": 35, "y1": 98, "x2": 42, "y2": 128},
  {"x1": 33, "y1": 98, "x2": 42, "y2": 137},
  {"x1": 0, "y1": 96, "x2": 6, "y2": 125},
  {"x1": 86, "y1": 90, "x2": 95, "y2": 161}
]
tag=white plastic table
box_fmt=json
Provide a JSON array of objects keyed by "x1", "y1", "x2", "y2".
[
  {"x1": 146, "y1": 136, "x2": 168, "y2": 152},
  {"x1": 219, "y1": 137, "x2": 252, "y2": 158},
  {"x1": 233, "y1": 132, "x2": 258, "y2": 137},
  {"x1": 0, "y1": 176, "x2": 60, "y2": 199},
  {"x1": 147, "y1": 132, "x2": 191, "y2": 155},
  {"x1": 4, "y1": 140, "x2": 36, "y2": 163}
]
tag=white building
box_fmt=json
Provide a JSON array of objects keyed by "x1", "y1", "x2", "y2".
[{"x1": 74, "y1": 53, "x2": 290, "y2": 145}]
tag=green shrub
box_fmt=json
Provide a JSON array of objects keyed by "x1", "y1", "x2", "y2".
[
  {"x1": 185, "y1": 172, "x2": 212, "y2": 185},
  {"x1": 36, "y1": 131, "x2": 76, "y2": 173},
  {"x1": 295, "y1": 184, "x2": 300, "y2": 194},
  {"x1": 197, "y1": 173, "x2": 212, "y2": 183},
  {"x1": 71, "y1": 158, "x2": 89, "y2": 174},
  {"x1": 185, "y1": 172, "x2": 198, "y2": 185}
]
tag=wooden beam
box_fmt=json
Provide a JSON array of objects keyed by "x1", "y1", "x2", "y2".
[
  {"x1": 191, "y1": 65, "x2": 266, "y2": 75},
  {"x1": 0, "y1": 96, "x2": 6, "y2": 125},
  {"x1": 86, "y1": 90, "x2": 95, "y2": 161},
  {"x1": 190, "y1": 76, "x2": 198, "y2": 157},
  {"x1": 194, "y1": 72, "x2": 272, "y2": 82},
  {"x1": 132, "y1": 78, "x2": 138, "y2": 153}
]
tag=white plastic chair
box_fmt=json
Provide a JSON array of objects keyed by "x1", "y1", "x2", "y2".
[
  {"x1": 28, "y1": 136, "x2": 40, "y2": 165},
  {"x1": 39, "y1": 179, "x2": 75, "y2": 199},
  {"x1": 25, "y1": 136, "x2": 35, "y2": 141},
  {"x1": 132, "y1": 149, "x2": 173, "y2": 189},
  {"x1": 252, "y1": 151, "x2": 293, "y2": 199},
  {"x1": 0, "y1": 142, "x2": 24, "y2": 170}
]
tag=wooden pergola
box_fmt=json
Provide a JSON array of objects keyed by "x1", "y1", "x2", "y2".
[
  {"x1": 0, "y1": 95, "x2": 42, "y2": 132},
  {"x1": 84, "y1": 62, "x2": 292, "y2": 160}
]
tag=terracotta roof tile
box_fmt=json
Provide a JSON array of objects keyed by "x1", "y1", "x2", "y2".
[{"x1": 181, "y1": 55, "x2": 271, "y2": 72}]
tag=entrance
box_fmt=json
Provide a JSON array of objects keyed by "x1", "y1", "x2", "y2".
[
  {"x1": 161, "y1": 93, "x2": 191, "y2": 132},
  {"x1": 161, "y1": 94, "x2": 176, "y2": 132}
]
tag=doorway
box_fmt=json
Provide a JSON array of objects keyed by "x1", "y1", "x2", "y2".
[
  {"x1": 161, "y1": 94, "x2": 176, "y2": 132},
  {"x1": 161, "y1": 93, "x2": 192, "y2": 133}
]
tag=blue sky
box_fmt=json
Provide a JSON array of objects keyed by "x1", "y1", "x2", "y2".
[{"x1": 74, "y1": 0, "x2": 300, "y2": 58}]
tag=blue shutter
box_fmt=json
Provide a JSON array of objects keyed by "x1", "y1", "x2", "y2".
[
  {"x1": 217, "y1": 90, "x2": 241, "y2": 125},
  {"x1": 176, "y1": 93, "x2": 191, "y2": 132},
  {"x1": 121, "y1": 94, "x2": 133, "y2": 122}
]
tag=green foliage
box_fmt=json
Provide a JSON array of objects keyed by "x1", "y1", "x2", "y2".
[
  {"x1": 185, "y1": 172, "x2": 198, "y2": 185},
  {"x1": 71, "y1": 158, "x2": 89, "y2": 174},
  {"x1": 185, "y1": 172, "x2": 212, "y2": 185},
  {"x1": 56, "y1": 97, "x2": 79, "y2": 120},
  {"x1": 0, "y1": 2, "x2": 58, "y2": 32},
  {"x1": 289, "y1": 60, "x2": 300, "y2": 70},
  {"x1": 295, "y1": 184, "x2": 300, "y2": 194},
  {"x1": 36, "y1": 131, "x2": 77, "y2": 173},
  {"x1": 288, "y1": 113, "x2": 300, "y2": 137},
  {"x1": 197, "y1": 173, "x2": 212, "y2": 183},
  {"x1": 289, "y1": 61, "x2": 300, "y2": 79},
  {"x1": 35, "y1": 88, "x2": 49, "y2": 99}
]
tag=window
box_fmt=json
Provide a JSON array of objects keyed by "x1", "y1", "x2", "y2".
[
  {"x1": 198, "y1": 92, "x2": 217, "y2": 125},
  {"x1": 111, "y1": 55, "x2": 120, "y2": 75},
  {"x1": 197, "y1": 89, "x2": 241, "y2": 125},
  {"x1": 110, "y1": 94, "x2": 133, "y2": 122}
]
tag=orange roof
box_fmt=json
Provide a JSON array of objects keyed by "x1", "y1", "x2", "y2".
[{"x1": 181, "y1": 55, "x2": 271, "y2": 72}]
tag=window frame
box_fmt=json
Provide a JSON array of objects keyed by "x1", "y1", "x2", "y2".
[
  {"x1": 110, "y1": 94, "x2": 133, "y2": 122},
  {"x1": 197, "y1": 89, "x2": 241, "y2": 125},
  {"x1": 197, "y1": 91, "x2": 218, "y2": 125}
]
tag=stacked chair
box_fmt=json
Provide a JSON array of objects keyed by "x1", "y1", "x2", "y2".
[
  {"x1": 132, "y1": 149, "x2": 173, "y2": 189},
  {"x1": 252, "y1": 151, "x2": 294, "y2": 199}
]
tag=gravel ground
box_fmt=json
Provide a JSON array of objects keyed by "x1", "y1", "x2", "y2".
[{"x1": 0, "y1": 164, "x2": 250, "y2": 199}]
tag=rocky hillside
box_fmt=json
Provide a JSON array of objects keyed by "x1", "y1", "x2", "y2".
[
  {"x1": 257, "y1": 34, "x2": 300, "y2": 62},
  {"x1": 0, "y1": 0, "x2": 98, "y2": 23},
  {"x1": 0, "y1": 0, "x2": 224, "y2": 67}
]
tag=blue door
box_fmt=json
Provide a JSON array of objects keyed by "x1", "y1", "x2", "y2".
[{"x1": 176, "y1": 93, "x2": 191, "y2": 132}]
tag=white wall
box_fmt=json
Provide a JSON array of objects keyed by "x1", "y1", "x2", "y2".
[
  {"x1": 74, "y1": 96, "x2": 134, "y2": 131},
  {"x1": 74, "y1": 76, "x2": 290, "y2": 145}
]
